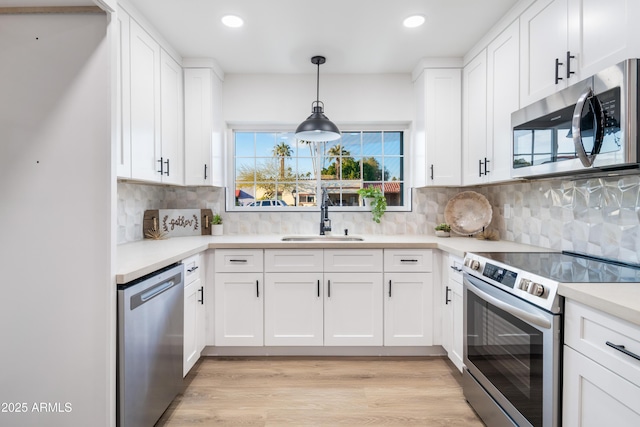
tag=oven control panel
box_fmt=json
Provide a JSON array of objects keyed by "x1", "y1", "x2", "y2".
[
  {"x1": 463, "y1": 252, "x2": 561, "y2": 313},
  {"x1": 483, "y1": 263, "x2": 518, "y2": 288}
]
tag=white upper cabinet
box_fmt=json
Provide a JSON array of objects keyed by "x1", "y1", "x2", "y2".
[
  {"x1": 567, "y1": 0, "x2": 640, "y2": 80},
  {"x1": 462, "y1": 50, "x2": 488, "y2": 186},
  {"x1": 116, "y1": 9, "x2": 131, "y2": 178},
  {"x1": 521, "y1": 0, "x2": 640, "y2": 106},
  {"x1": 520, "y1": 0, "x2": 569, "y2": 105},
  {"x1": 128, "y1": 18, "x2": 161, "y2": 182},
  {"x1": 118, "y1": 8, "x2": 184, "y2": 184},
  {"x1": 413, "y1": 66, "x2": 462, "y2": 187},
  {"x1": 486, "y1": 20, "x2": 520, "y2": 183},
  {"x1": 184, "y1": 66, "x2": 225, "y2": 187},
  {"x1": 159, "y1": 50, "x2": 184, "y2": 185}
]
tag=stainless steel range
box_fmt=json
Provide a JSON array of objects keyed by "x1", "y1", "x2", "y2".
[{"x1": 462, "y1": 251, "x2": 640, "y2": 427}]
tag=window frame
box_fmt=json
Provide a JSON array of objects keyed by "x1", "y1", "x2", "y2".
[{"x1": 226, "y1": 125, "x2": 412, "y2": 213}]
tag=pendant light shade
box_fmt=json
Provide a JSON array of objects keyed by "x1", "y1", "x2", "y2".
[{"x1": 295, "y1": 56, "x2": 341, "y2": 142}]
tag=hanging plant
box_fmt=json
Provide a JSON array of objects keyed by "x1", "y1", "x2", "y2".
[{"x1": 357, "y1": 187, "x2": 387, "y2": 223}]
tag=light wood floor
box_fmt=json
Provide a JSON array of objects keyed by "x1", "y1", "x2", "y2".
[{"x1": 157, "y1": 356, "x2": 484, "y2": 426}]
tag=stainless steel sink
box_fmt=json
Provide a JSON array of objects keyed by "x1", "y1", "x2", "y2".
[{"x1": 281, "y1": 235, "x2": 364, "y2": 242}]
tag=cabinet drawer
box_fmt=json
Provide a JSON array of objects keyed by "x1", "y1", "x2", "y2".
[
  {"x1": 264, "y1": 249, "x2": 323, "y2": 272},
  {"x1": 448, "y1": 255, "x2": 464, "y2": 284},
  {"x1": 324, "y1": 249, "x2": 383, "y2": 272},
  {"x1": 183, "y1": 253, "x2": 203, "y2": 285},
  {"x1": 214, "y1": 249, "x2": 263, "y2": 272},
  {"x1": 565, "y1": 300, "x2": 640, "y2": 387},
  {"x1": 383, "y1": 249, "x2": 432, "y2": 272}
]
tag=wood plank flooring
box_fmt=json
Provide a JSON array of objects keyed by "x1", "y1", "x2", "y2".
[{"x1": 157, "y1": 356, "x2": 484, "y2": 426}]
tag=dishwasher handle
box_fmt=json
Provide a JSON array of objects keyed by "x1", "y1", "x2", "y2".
[{"x1": 130, "y1": 272, "x2": 182, "y2": 310}]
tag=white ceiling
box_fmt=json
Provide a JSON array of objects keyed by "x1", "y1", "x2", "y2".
[{"x1": 2, "y1": 0, "x2": 520, "y2": 74}]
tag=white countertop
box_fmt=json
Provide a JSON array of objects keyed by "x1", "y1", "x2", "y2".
[
  {"x1": 559, "y1": 282, "x2": 640, "y2": 327},
  {"x1": 116, "y1": 234, "x2": 640, "y2": 326},
  {"x1": 116, "y1": 234, "x2": 549, "y2": 284}
]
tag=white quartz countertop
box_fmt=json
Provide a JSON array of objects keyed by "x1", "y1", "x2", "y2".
[
  {"x1": 558, "y1": 282, "x2": 640, "y2": 327},
  {"x1": 116, "y1": 234, "x2": 640, "y2": 325},
  {"x1": 116, "y1": 234, "x2": 549, "y2": 284}
]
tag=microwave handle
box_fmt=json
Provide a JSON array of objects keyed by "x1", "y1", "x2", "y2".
[
  {"x1": 465, "y1": 277, "x2": 552, "y2": 330},
  {"x1": 572, "y1": 87, "x2": 605, "y2": 167}
]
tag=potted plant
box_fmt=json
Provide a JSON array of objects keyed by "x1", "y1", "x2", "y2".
[
  {"x1": 357, "y1": 187, "x2": 387, "y2": 223},
  {"x1": 435, "y1": 223, "x2": 451, "y2": 237},
  {"x1": 211, "y1": 214, "x2": 223, "y2": 236}
]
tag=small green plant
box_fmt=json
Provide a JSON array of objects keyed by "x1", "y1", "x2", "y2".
[
  {"x1": 211, "y1": 214, "x2": 223, "y2": 225},
  {"x1": 357, "y1": 187, "x2": 387, "y2": 223},
  {"x1": 435, "y1": 223, "x2": 451, "y2": 232}
]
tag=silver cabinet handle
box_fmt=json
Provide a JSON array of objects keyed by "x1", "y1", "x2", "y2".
[
  {"x1": 327, "y1": 280, "x2": 331, "y2": 298},
  {"x1": 445, "y1": 286, "x2": 451, "y2": 305},
  {"x1": 198, "y1": 286, "x2": 204, "y2": 305},
  {"x1": 187, "y1": 266, "x2": 199, "y2": 273},
  {"x1": 450, "y1": 266, "x2": 463, "y2": 272},
  {"x1": 388, "y1": 280, "x2": 392, "y2": 297}
]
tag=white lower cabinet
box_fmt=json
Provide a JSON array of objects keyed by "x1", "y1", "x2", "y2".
[
  {"x1": 212, "y1": 248, "x2": 442, "y2": 350},
  {"x1": 183, "y1": 253, "x2": 205, "y2": 376},
  {"x1": 384, "y1": 272, "x2": 432, "y2": 346},
  {"x1": 563, "y1": 299, "x2": 640, "y2": 426},
  {"x1": 563, "y1": 346, "x2": 640, "y2": 426},
  {"x1": 324, "y1": 272, "x2": 383, "y2": 346},
  {"x1": 264, "y1": 272, "x2": 324, "y2": 346},
  {"x1": 383, "y1": 249, "x2": 434, "y2": 346},
  {"x1": 214, "y1": 272, "x2": 263, "y2": 346},
  {"x1": 442, "y1": 254, "x2": 464, "y2": 372}
]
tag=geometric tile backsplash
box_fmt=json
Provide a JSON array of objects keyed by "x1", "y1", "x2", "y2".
[{"x1": 118, "y1": 173, "x2": 640, "y2": 264}]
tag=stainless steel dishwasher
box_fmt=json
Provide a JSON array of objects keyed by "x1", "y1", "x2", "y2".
[{"x1": 117, "y1": 263, "x2": 184, "y2": 427}]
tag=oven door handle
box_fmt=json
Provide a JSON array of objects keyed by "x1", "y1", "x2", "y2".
[{"x1": 466, "y1": 281, "x2": 552, "y2": 330}]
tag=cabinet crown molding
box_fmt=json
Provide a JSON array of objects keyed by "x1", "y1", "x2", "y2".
[{"x1": 412, "y1": 58, "x2": 463, "y2": 81}]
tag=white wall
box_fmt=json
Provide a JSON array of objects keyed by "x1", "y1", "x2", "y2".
[
  {"x1": 0, "y1": 13, "x2": 114, "y2": 427},
  {"x1": 223, "y1": 73, "x2": 413, "y2": 126}
]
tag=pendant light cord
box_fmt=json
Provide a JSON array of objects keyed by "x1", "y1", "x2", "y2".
[{"x1": 316, "y1": 60, "x2": 320, "y2": 104}]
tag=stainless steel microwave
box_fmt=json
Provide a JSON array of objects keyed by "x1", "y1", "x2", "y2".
[{"x1": 511, "y1": 59, "x2": 640, "y2": 179}]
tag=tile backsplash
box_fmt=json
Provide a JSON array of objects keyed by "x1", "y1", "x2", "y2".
[{"x1": 118, "y1": 174, "x2": 640, "y2": 264}]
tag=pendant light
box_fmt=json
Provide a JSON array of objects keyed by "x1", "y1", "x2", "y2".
[{"x1": 295, "y1": 56, "x2": 341, "y2": 142}]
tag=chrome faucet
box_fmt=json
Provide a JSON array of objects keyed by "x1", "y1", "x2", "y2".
[{"x1": 319, "y1": 188, "x2": 332, "y2": 235}]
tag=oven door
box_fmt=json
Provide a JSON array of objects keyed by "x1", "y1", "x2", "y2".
[{"x1": 463, "y1": 273, "x2": 561, "y2": 427}]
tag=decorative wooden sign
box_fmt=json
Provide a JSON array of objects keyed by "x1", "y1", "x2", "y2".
[{"x1": 143, "y1": 209, "x2": 214, "y2": 238}]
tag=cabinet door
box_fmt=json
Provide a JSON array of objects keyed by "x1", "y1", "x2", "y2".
[
  {"x1": 462, "y1": 50, "x2": 488, "y2": 186},
  {"x1": 384, "y1": 272, "x2": 433, "y2": 346},
  {"x1": 264, "y1": 272, "x2": 323, "y2": 346},
  {"x1": 159, "y1": 49, "x2": 183, "y2": 185},
  {"x1": 214, "y1": 272, "x2": 263, "y2": 346},
  {"x1": 183, "y1": 278, "x2": 203, "y2": 376},
  {"x1": 563, "y1": 346, "x2": 640, "y2": 426},
  {"x1": 116, "y1": 8, "x2": 131, "y2": 178},
  {"x1": 449, "y1": 278, "x2": 464, "y2": 372},
  {"x1": 184, "y1": 68, "x2": 213, "y2": 186},
  {"x1": 424, "y1": 68, "x2": 462, "y2": 186},
  {"x1": 209, "y1": 70, "x2": 225, "y2": 187},
  {"x1": 568, "y1": 0, "x2": 639, "y2": 80},
  {"x1": 129, "y1": 19, "x2": 161, "y2": 182},
  {"x1": 520, "y1": 0, "x2": 568, "y2": 105},
  {"x1": 487, "y1": 20, "x2": 519, "y2": 183},
  {"x1": 324, "y1": 272, "x2": 383, "y2": 346}
]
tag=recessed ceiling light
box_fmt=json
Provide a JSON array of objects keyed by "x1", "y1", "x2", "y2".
[
  {"x1": 403, "y1": 15, "x2": 425, "y2": 28},
  {"x1": 221, "y1": 15, "x2": 244, "y2": 28}
]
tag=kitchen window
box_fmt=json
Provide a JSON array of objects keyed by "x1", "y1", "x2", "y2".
[{"x1": 232, "y1": 130, "x2": 408, "y2": 211}]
